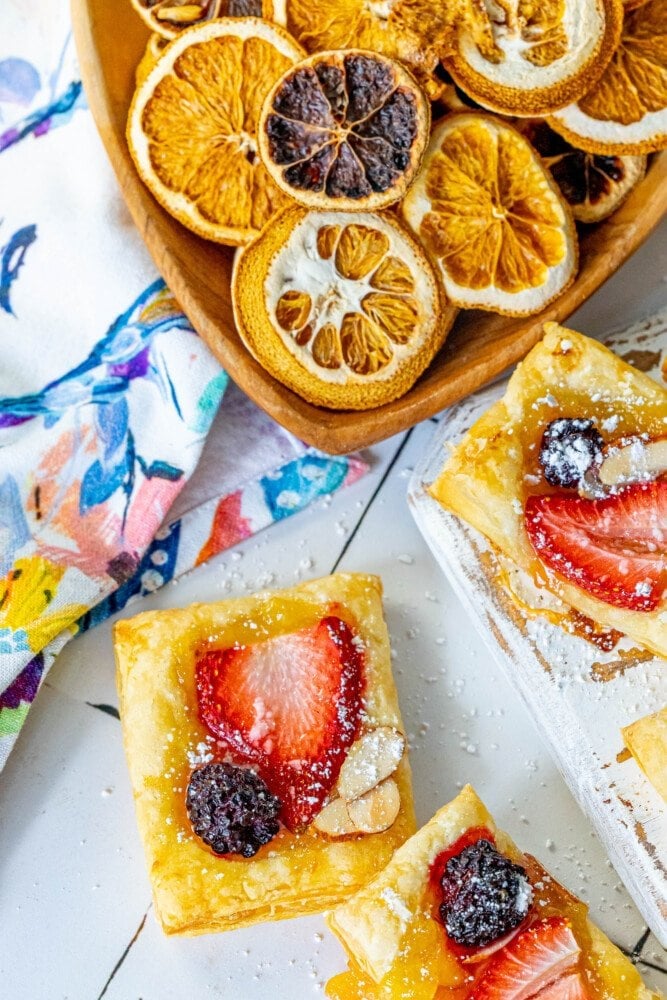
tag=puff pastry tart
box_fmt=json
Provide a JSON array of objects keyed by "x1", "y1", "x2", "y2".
[
  {"x1": 114, "y1": 573, "x2": 415, "y2": 934},
  {"x1": 326, "y1": 786, "x2": 661, "y2": 1000},
  {"x1": 431, "y1": 323, "x2": 667, "y2": 658}
]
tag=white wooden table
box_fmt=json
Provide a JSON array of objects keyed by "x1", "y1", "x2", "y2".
[{"x1": 2, "y1": 221, "x2": 667, "y2": 1000}]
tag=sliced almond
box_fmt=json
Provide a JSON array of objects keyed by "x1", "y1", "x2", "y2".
[
  {"x1": 598, "y1": 437, "x2": 667, "y2": 488},
  {"x1": 336, "y1": 726, "x2": 405, "y2": 803},
  {"x1": 347, "y1": 778, "x2": 401, "y2": 834},
  {"x1": 311, "y1": 797, "x2": 357, "y2": 837}
]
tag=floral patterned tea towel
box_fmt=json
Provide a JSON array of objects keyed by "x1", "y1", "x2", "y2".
[{"x1": 0, "y1": 5, "x2": 366, "y2": 769}]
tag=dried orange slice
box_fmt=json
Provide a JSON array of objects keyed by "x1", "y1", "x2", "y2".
[
  {"x1": 401, "y1": 114, "x2": 578, "y2": 316},
  {"x1": 130, "y1": 0, "x2": 286, "y2": 40},
  {"x1": 232, "y1": 207, "x2": 455, "y2": 410},
  {"x1": 444, "y1": 0, "x2": 624, "y2": 117},
  {"x1": 135, "y1": 34, "x2": 169, "y2": 87},
  {"x1": 258, "y1": 50, "x2": 430, "y2": 211},
  {"x1": 520, "y1": 119, "x2": 646, "y2": 222},
  {"x1": 283, "y1": 0, "x2": 457, "y2": 95},
  {"x1": 127, "y1": 19, "x2": 305, "y2": 246},
  {"x1": 550, "y1": 0, "x2": 667, "y2": 154}
]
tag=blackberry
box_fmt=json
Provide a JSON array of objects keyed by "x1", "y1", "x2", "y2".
[
  {"x1": 439, "y1": 839, "x2": 532, "y2": 948},
  {"x1": 186, "y1": 763, "x2": 281, "y2": 858},
  {"x1": 539, "y1": 418, "x2": 604, "y2": 488}
]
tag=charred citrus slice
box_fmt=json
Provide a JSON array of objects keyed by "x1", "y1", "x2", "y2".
[
  {"x1": 550, "y1": 0, "x2": 667, "y2": 154},
  {"x1": 130, "y1": 0, "x2": 286, "y2": 40},
  {"x1": 444, "y1": 0, "x2": 624, "y2": 117},
  {"x1": 520, "y1": 119, "x2": 646, "y2": 222},
  {"x1": 232, "y1": 206, "x2": 455, "y2": 409},
  {"x1": 258, "y1": 49, "x2": 430, "y2": 211},
  {"x1": 401, "y1": 114, "x2": 578, "y2": 316},
  {"x1": 127, "y1": 19, "x2": 305, "y2": 246},
  {"x1": 283, "y1": 0, "x2": 457, "y2": 96}
]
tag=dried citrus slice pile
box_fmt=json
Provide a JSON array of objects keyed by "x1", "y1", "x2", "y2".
[
  {"x1": 127, "y1": 19, "x2": 304, "y2": 245},
  {"x1": 130, "y1": 0, "x2": 284, "y2": 38},
  {"x1": 401, "y1": 114, "x2": 578, "y2": 315},
  {"x1": 258, "y1": 50, "x2": 430, "y2": 211},
  {"x1": 232, "y1": 207, "x2": 455, "y2": 409},
  {"x1": 444, "y1": 0, "x2": 624, "y2": 116},
  {"x1": 550, "y1": 0, "x2": 667, "y2": 153},
  {"x1": 520, "y1": 120, "x2": 646, "y2": 222},
  {"x1": 283, "y1": 0, "x2": 457, "y2": 94}
]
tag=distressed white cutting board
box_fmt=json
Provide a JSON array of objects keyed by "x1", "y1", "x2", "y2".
[{"x1": 409, "y1": 313, "x2": 667, "y2": 946}]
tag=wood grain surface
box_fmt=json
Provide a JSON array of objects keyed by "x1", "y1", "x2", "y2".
[{"x1": 71, "y1": 0, "x2": 667, "y2": 454}]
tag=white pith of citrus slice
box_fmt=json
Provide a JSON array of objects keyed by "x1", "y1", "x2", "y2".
[
  {"x1": 444, "y1": 0, "x2": 624, "y2": 117},
  {"x1": 127, "y1": 18, "x2": 305, "y2": 246},
  {"x1": 550, "y1": 0, "x2": 667, "y2": 154},
  {"x1": 232, "y1": 207, "x2": 456, "y2": 410},
  {"x1": 401, "y1": 114, "x2": 578, "y2": 316},
  {"x1": 130, "y1": 0, "x2": 286, "y2": 40}
]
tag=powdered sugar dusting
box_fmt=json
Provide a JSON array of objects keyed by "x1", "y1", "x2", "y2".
[{"x1": 380, "y1": 887, "x2": 412, "y2": 929}]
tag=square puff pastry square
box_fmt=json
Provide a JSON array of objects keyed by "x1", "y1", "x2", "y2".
[
  {"x1": 328, "y1": 786, "x2": 659, "y2": 999},
  {"x1": 114, "y1": 572, "x2": 416, "y2": 935},
  {"x1": 622, "y1": 707, "x2": 667, "y2": 801},
  {"x1": 431, "y1": 323, "x2": 667, "y2": 658}
]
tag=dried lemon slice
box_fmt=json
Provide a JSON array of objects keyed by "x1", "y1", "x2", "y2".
[
  {"x1": 401, "y1": 114, "x2": 578, "y2": 316},
  {"x1": 519, "y1": 120, "x2": 646, "y2": 223},
  {"x1": 550, "y1": 0, "x2": 667, "y2": 154},
  {"x1": 283, "y1": 0, "x2": 457, "y2": 96},
  {"x1": 258, "y1": 49, "x2": 430, "y2": 211},
  {"x1": 130, "y1": 0, "x2": 286, "y2": 40},
  {"x1": 232, "y1": 207, "x2": 455, "y2": 409},
  {"x1": 127, "y1": 19, "x2": 304, "y2": 246},
  {"x1": 444, "y1": 0, "x2": 624, "y2": 117}
]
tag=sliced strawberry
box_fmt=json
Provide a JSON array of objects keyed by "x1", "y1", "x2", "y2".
[
  {"x1": 195, "y1": 616, "x2": 364, "y2": 831},
  {"x1": 536, "y1": 973, "x2": 591, "y2": 999},
  {"x1": 525, "y1": 481, "x2": 667, "y2": 612},
  {"x1": 471, "y1": 917, "x2": 580, "y2": 1000}
]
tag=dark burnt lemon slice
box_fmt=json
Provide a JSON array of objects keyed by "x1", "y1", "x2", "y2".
[
  {"x1": 520, "y1": 120, "x2": 646, "y2": 223},
  {"x1": 258, "y1": 49, "x2": 430, "y2": 211}
]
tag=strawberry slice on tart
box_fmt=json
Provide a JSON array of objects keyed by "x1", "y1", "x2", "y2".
[
  {"x1": 537, "y1": 973, "x2": 592, "y2": 1000},
  {"x1": 525, "y1": 481, "x2": 667, "y2": 613},
  {"x1": 470, "y1": 917, "x2": 584, "y2": 1000},
  {"x1": 196, "y1": 615, "x2": 365, "y2": 831}
]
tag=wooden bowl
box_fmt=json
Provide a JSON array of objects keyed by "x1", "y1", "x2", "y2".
[{"x1": 71, "y1": 0, "x2": 667, "y2": 454}]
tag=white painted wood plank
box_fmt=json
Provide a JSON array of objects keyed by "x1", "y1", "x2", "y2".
[{"x1": 0, "y1": 685, "x2": 150, "y2": 1000}]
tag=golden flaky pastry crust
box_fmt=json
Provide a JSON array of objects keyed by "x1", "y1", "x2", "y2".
[
  {"x1": 114, "y1": 573, "x2": 415, "y2": 935},
  {"x1": 431, "y1": 323, "x2": 667, "y2": 658},
  {"x1": 622, "y1": 707, "x2": 667, "y2": 801},
  {"x1": 328, "y1": 786, "x2": 659, "y2": 999}
]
